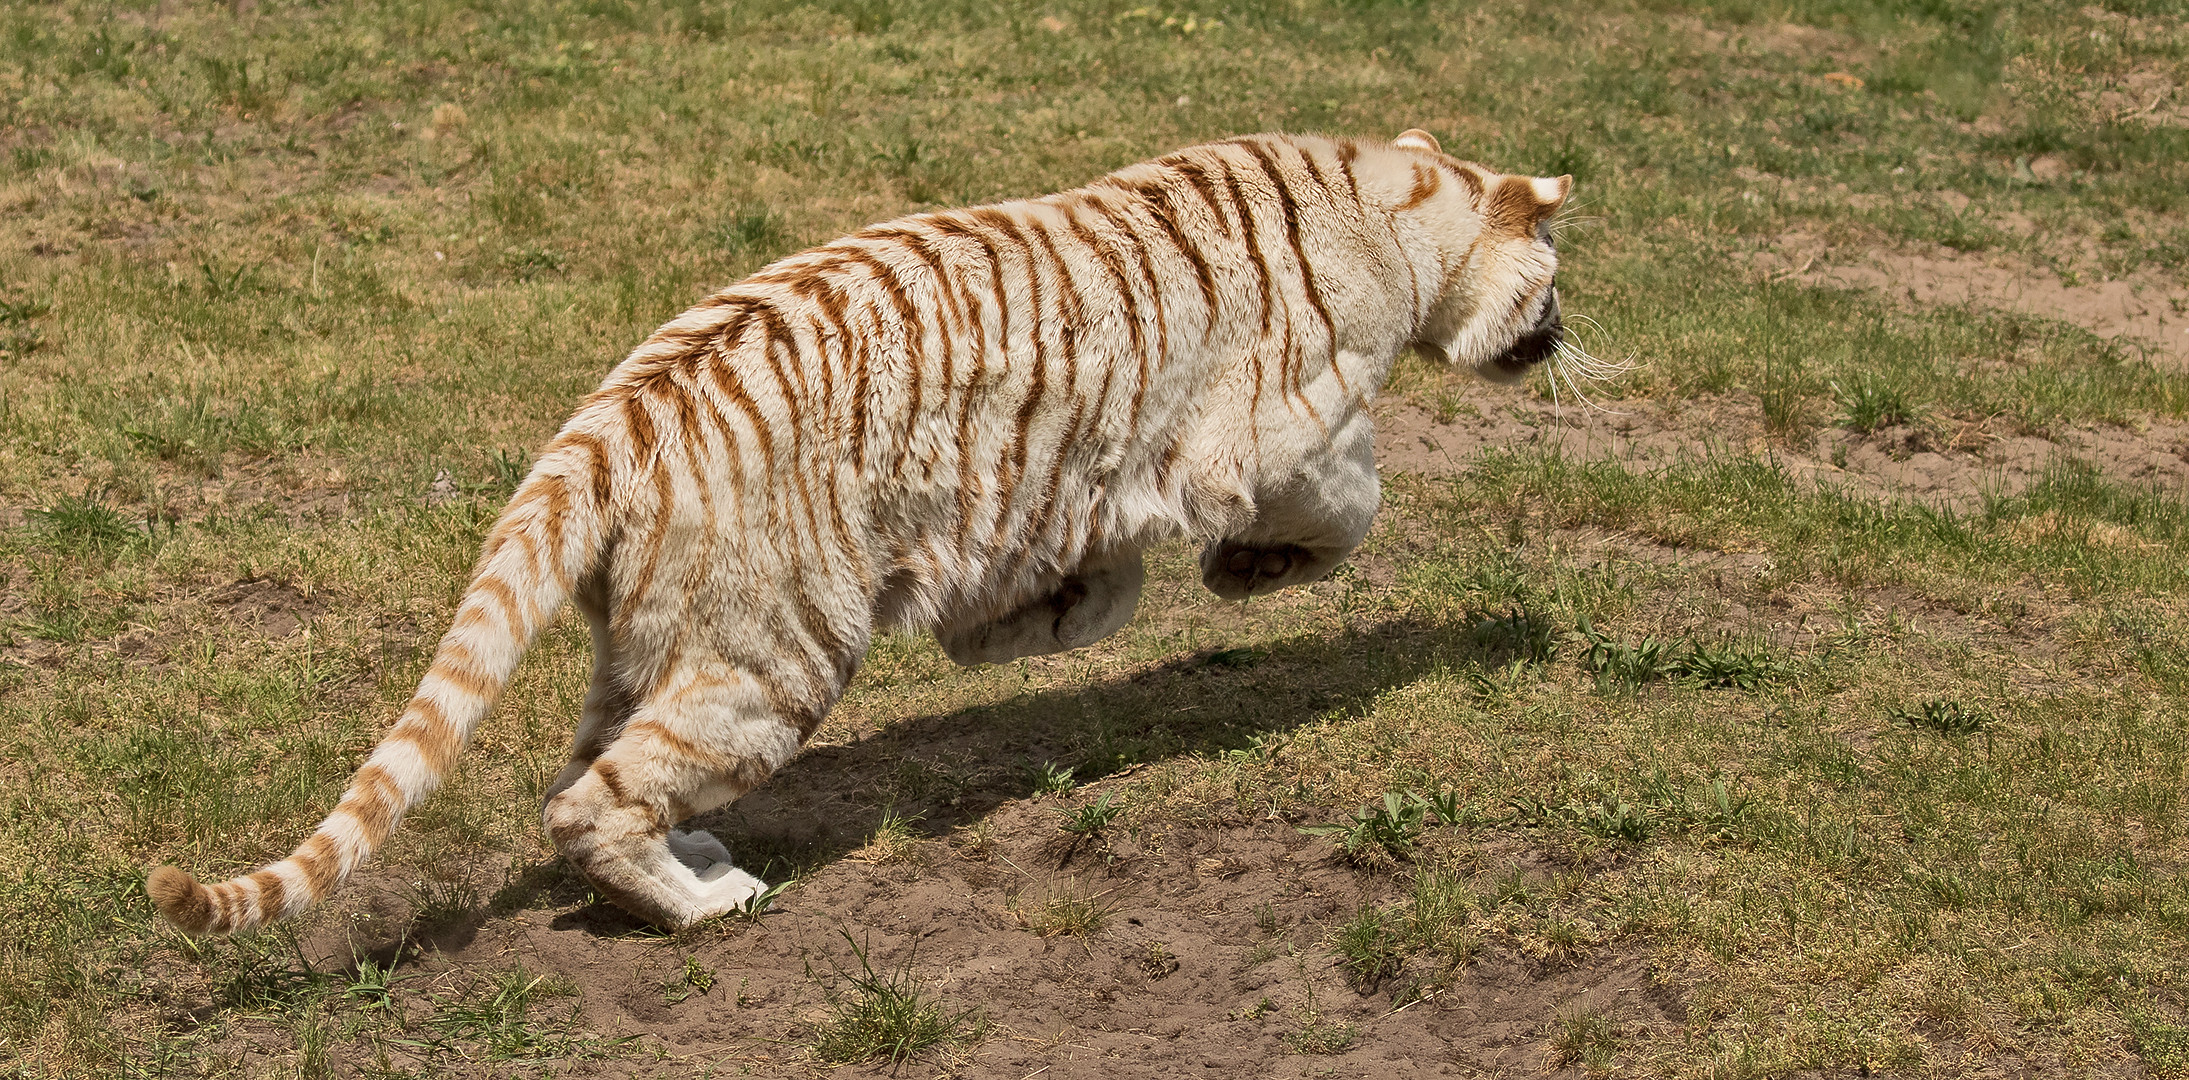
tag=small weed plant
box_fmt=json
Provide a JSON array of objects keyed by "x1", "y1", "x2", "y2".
[
  {"x1": 1301, "y1": 789, "x2": 1469, "y2": 859},
  {"x1": 661, "y1": 956, "x2": 716, "y2": 1005},
  {"x1": 1013, "y1": 883, "x2": 1114, "y2": 938},
  {"x1": 808, "y1": 933, "x2": 983, "y2": 1066},
  {"x1": 1549, "y1": 1005, "x2": 1621, "y2": 1070},
  {"x1": 1573, "y1": 617, "x2": 1780, "y2": 693},
  {"x1": 1333, "y1": 905, "x2": 1403, "y2": 992},
  {"x1": 860, "y1": 807, "x2": 926, "y2": 865},
  {"x1": 425, "y1": 967, "x2": 602, "y2": 1061},
  {"x1": 1028, "y1": 760, "x2": 1076, "y2": 796},
  {"x1": 1888, "y1": 699, "x2": 1994, "y2": 735},
  {"x1": 1833, "y1": 376, "x2": 1925, "y2": 433},
  {"x1": 1058, "y1": 791, "x2": 1122, "y2": 836},
  {"x1": 1283, "y1": 986, "x2": 1358, "y2": 1055}
]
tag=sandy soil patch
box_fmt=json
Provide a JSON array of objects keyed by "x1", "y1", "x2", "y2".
[
  {"x1": 1373, "y1": 386, "x2": 2189, "y2": 507},
  {"x1": 1813, "y1": 249, "x2": 2187, "y2": 365}
]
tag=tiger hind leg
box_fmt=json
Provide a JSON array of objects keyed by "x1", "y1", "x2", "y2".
[
  {"x1": 542, "y1": 663, "x2": 809, "y2": 928},
  {"x1": 939, "y1": 549, "x2": 1146, "y2": 666},
  {"x1": 542, "y1": 575, "x2": 631, "y2": 807}
]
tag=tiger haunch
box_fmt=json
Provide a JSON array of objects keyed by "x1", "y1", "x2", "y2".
[{"x1": 149, "y1": 131, "x2": 1572, "y2": 934}]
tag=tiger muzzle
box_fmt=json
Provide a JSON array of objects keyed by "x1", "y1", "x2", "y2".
[{"x1": 1485, "y1": 288, "x2": 1562, "y2": 380}]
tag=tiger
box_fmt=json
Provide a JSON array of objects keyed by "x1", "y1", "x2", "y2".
[{"x1": 147, "y1": 128, "x2": 1571, "y2": 934}]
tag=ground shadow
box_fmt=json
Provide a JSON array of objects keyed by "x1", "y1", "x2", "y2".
[
  {"x1": 702, "y1": 612, "x2": 1529, "y2": 872},
  {"x1": 484, "y1": 609, "x2": 1541, "y2": 931}
]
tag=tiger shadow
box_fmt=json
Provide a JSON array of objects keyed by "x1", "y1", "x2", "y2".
[
  {"x1": 516, "y1": 611, "x2": 1541, "y2": 936},
  {"x1": 720, "y1": 612, "x2": 1529, "y2": 866}
]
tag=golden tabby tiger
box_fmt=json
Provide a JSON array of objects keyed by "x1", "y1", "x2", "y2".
[{"x1": 149, "y1": 129, "x2": 1570, "y2": 932}]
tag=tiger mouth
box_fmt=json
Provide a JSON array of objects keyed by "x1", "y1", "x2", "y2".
[
  {"x1": 1487, "y1": 322, "x2": 1564, "y2": 378},
  {"x1": 1486, "y1": 284, "x2": 1563, "y2": 379}
]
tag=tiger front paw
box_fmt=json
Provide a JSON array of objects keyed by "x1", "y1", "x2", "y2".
[{"x1": 1201, "y1": 541, "x2": 1318, "y2": 600}]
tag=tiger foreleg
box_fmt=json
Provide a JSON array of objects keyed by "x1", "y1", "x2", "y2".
[
  {"x1": 1201, "y1": 411, "x2": 1381, "y2": 601},
  {"x1": 939, "y1": 549, "x2": 1147, "y2": 666}
]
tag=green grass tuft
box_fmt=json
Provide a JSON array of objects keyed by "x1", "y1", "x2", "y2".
[{"x1": 808, "y1": 934, "x2": 983, "y2": 1065}]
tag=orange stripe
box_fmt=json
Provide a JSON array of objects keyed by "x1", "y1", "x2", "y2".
[
  {"x1": 620, "y1": 391, "x2": 658, "y2": 462},
  {"x1": 387, "y1": 725, "x2": 459, "y2": 779},
  {"x1": 803, "y1": 280, "x2": 865, "y2": 472},
  {"x1": 840, "y1": 248, "x2": 933, "y2": 481},
  {"x1": 1212, "y1": 154, "x2": 1272, "y2": 420},
  {"x1": 553, "y1": 431, "x2": 615, "y2": 513},
  {"x1": 1127, "y1": 176, "x2": 1219, "y2": 333},
  {"x1": 539, "y1": 476, "x2": 572, "y2": 586},
  {"x1": 1081, "y1": 193, "x2": 1175, "y2": 363},
  {"x1": 408, "y1": 694, "x2": 449, "y2": 730},
  {"x1": 473, "y1": 575, "x2": 527, "y2": 634},
  {"x1": 1214, "y1": 154, "x2": 1274, "y2": 337},
  {"x1": 428, "y1": 642, "x2": 497, "y2": 699},
  {"x1": 1334, "y1": 139, "x2": 1362, "y2": 201},
  {"x1": 927, "y1": 214, "x2": 1005, "y2": 549},
  {"x1": 296, "y1": 834, "x2": 342, "y2": 896},
  {"x1": 625, "y1": 718, "x2": 726, "y2": 770},
  {"x1": 971, "y1": 210, "x2": 1046, "y2": 552},
  {"x1": 1452, "y1": 164, "x2": 1486, "y2": 201},
  {"x1": 620, "y1": 446, "x2": 676, "y2": 617},
  {"x1": 1164, "y1": 154, "x2": 1235, "y2": 239},
  {"x1": 1239, "y1": 140, "x2": 1343, "y2": 398},
  {"x1": 703, "y1": 314, "x2": 776, "y2": 477},
  {"x1": 338, "y1": 764, "x2": 401, "y2": 841},
  {"x1": 1400, "y1": 164, "x2": 1441, "y2": 210},
  {"x1": 1052, "y1": 219, "x2": 1138, "y2": 439}
]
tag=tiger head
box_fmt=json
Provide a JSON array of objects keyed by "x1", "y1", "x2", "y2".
[{"x1": 1390, "y1": 128, "x2": 1571, "y2": 385}]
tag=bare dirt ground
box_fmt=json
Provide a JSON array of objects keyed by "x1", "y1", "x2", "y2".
[
  {"x1": 267, "y1": 700, "x2": 1684, "y2": 1078},
  {"x1": 281, "y1": 824, "x2": 1679, "y2": 1078},
  {"x1": 1746, "y1": 237, "x2": 2189, "y2": 369},
  {"x1": 1373, "y1": 389, "x2": 2189, "y2": 505}
]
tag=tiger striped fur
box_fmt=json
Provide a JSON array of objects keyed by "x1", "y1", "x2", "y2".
[{"x1": 146, "y1": 128, "x2": 1571, "y2": 933}]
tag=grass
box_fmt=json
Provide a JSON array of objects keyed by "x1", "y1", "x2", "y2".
[
  {"x1": 1, "y1": 0, "x2": 2187, "y2": 1075},
  {"x1": 1550, "y1": 1005, "x2": 1622, "y2": 1072},
  {"x1": 660, "y1": 955, "x2": 715, "y2": 1005},
  {"x1": 856, "y1": 806, "x2": 927, "y2": 866},
  {"x1": 807, "y1": 933, "x2": 983, "y2": 1066},
  {"x1": 1012, "y1": 881, "x2": 1114, "y2": 939}
]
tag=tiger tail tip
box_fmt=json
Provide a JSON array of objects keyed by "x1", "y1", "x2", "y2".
[{"x1": 146, "y1": 864, "x2": 218, "y2": 935}]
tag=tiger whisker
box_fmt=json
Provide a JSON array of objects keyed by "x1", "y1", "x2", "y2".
[
  {"x1": 1539, "y1": 319, "x2": 1634, "y2": 415},
  {"x1": 1547, "y1": 214, "x2": 1603, "y2": 238},
  {"x1": 1556, "y1": 320, "x2": 1639, "y2": 383},
  {"x1": 1551, "y1": 348, "x2": 1622, "y2": 415}
]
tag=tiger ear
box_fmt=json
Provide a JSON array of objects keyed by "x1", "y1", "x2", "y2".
[
  {"x1": 1532, "y1": 174, "x2": 1573, "y2": 214},
  {"x1": 1487, "y1": 174, "x2": 1575, "y2": 234},
  {"x1": 1392, "y1": 128, "x2": 1442, "y2": 154}
]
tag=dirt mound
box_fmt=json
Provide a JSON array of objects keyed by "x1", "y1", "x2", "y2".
[
  {"x1": 295, "y1": 798, "x2": 1682, "y2": 1078},
  {"x1": 208, "y1": 578, "x2": 323, "y2": 638}
]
